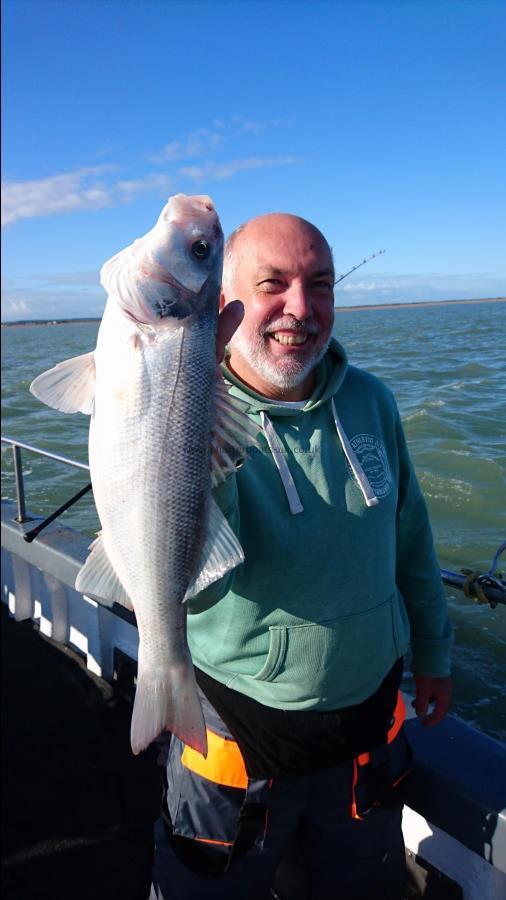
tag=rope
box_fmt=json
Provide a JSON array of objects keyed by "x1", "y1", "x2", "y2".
[{"x1": 461, "y1": 570, "x2": 490, "y2": 605}]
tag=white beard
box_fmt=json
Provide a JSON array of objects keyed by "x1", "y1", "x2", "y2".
[{"x1": 229, "y1": 328, "x2": 331, "y2": 392}]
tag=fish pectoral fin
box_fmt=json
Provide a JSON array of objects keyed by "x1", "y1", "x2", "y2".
[
  {"x1": 30, "y1": 351, "x2": 96, "y2": 415},
  {"x1": 211, "y1": 375, "x2": 260, "y2": 486},
  {"x1": 183, "y1": 497, "x2": 244, "y2": 601},
  {"x1": 75, "y1": 533, "x2": 134, "y2": 610}
]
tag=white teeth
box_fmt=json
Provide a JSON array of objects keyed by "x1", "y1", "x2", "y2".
[{"x1": 271, "y1": 333, "x2": 309, "y2": 346}]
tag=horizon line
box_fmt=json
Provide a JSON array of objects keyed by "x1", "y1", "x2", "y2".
[{"x1": 2, "y1": 296, "x2": 505, "y2": 326}]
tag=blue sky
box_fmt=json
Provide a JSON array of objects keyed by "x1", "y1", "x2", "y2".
[{"x1": 2, "y1": 0, "x2": 505, "y2": 320}]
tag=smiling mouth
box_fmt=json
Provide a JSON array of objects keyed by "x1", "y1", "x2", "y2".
[{"x1": 269, "y1": 332, "x2": 311, "y2": 346}]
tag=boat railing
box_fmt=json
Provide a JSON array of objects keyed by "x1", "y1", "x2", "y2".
[
  {"x1": 1, "y1": 433, "x2": 505, "y2": 605},
  {"x1": 1, "y1": 434, "x2": 90, "y2": 527}
]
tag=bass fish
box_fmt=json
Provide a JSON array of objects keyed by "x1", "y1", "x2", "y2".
[{"x1": 30, "y1": 194, "x2": 257, "y2": 756}]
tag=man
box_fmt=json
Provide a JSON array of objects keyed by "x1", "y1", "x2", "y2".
[{"x1": 150, "y1": 213, "x2": 453, "y2": 900}]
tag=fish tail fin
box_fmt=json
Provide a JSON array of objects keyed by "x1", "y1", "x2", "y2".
[{"x1": 130, "y1": 661, "x2": 207, "y2": 757}]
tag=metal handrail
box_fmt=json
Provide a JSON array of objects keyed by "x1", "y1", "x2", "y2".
[
  {"x1": 1, "y1": 436, "x2": 90, "y2": 471},
  {"x1": 1, "y1": 435, "x2": 89, "y2": 524}
]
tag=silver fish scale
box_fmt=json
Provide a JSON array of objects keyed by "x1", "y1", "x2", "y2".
[{"x1": 89, "y1": 309, "x2": 218, "y2": 667}]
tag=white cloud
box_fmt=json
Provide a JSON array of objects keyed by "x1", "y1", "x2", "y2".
[
  {"x1": 149, "y1": 128, "x2": 224, "y2": 164},
  {"x1": 1, "y1": 168, "x2": 174, "y2": 226},
  {"x1": 150, "y1": 117, "x2": 294, "y2": 163},
  {"x1": 115, "y1": 173, "x2": 173, "y2": 196},
  {"x1": 179, "y1": 155, "x2": 299, "y2": 182},
  {"x1": 2, "y1": 117, "x2": 298, "y2": 227},
  {"x1": 231, "y1": 115, "x2": 294, "y2": 134},
  {"x1": 1, "y1": 166, "x2": 115, "y2": 225},
  {"x1": 341, "y1": 281, "x2": 378, "y2": 292},
  {"x1": 3, "y1": 298, "x2": 31, "y2": 318}
]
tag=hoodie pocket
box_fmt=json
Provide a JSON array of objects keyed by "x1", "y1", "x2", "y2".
[
  {"x1": 251, "y1": 593, "x2": 404, "y2": 701},
  {"x1": 252, "y1": 627, "x2": 288, "y2": 682}
]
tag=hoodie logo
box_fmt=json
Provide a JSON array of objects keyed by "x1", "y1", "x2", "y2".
[{"x1": 348, "y1": 433, "x2": 392, "y2": 498}]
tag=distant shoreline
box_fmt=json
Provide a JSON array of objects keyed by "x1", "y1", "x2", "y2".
[
  {"x1": 1, "y1": 318, "x2": 101, "y2": 328},
  {"x1": 335, "y1": 297, "x2": 505, "y2": 312},
  {"x1": 1, "y1": 297, "x2": 504, "y2": 326}
]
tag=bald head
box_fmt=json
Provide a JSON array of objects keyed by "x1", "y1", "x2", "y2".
[{"x1": 223, "y1": 213, "x2": 333, "y2": 294}]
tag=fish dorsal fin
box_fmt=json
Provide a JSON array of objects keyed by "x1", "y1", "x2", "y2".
[
  {"x1": 75, "y1": 533, "x2": 134, "y2": 610},
  {"x1": 211, "y1": 376, "x2": 260, "y2": 486},
  {"x1": 30, "y1": 351, "x2": 96, "y2": 415},
  {"x1": 184, "y1": 497, "x2": 244, "y2": 601}
]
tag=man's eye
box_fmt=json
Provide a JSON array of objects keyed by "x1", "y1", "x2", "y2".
[
  {"x1": 312, "y1": 281, "x2": 333, "y2": 291},
  {"x1": 259, "y1": 279, "x2": 284, "y2": 290}
]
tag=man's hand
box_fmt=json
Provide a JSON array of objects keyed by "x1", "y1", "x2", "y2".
[
  {"x1": 216, "y1": 300, "x2": 244, "y2": 363},
  {"x1": 412, "y1": 676, "x2": 452, "y2": 727}
]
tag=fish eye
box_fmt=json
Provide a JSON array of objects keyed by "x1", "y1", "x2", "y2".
[{"x1": 191, "y1": 240, "x2": 210, "y2": 260}]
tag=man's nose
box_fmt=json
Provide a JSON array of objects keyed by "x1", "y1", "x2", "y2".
[{"x1": 282, "y1": 283, "x2": 313, "y2": 320}]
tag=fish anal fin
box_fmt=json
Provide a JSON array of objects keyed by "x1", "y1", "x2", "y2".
[
  {"x1": 184, "y1": 497, "x2": 244, "y2": 601},
  {"x1": 75, "y1": 533, "x2": 134, "y2": 610},
  {"x1": 30, "y1": 351, "x2": 96, "y2": 415}
]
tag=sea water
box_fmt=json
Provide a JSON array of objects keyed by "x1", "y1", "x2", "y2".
[{"x1": 1, "y1": 300, "x2": 505, "y2": 741}]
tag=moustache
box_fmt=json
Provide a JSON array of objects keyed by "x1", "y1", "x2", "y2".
[{"x1": 262, "y1": 318, "x2": 321, "y2": 336}]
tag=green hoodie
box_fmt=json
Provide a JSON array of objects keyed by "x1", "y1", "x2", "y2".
[{"x1": 188, "y1": 338, "x2": 452, "y2": 711}]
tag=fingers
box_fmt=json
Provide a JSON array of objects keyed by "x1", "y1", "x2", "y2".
[
  {"x1": 413, "y1": 676, "x2": 453, "y2": 728},
  {"x1": 412, "y1": 679, "x2": 431, "y2": 719},
  {"x1": 422, "y1": 699, "x2": 449, "y2": 727},
  {"x1": 216, "y1": 300, "x2": 244, "y2": 362}
]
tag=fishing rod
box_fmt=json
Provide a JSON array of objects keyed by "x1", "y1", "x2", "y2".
[{"x1": 334, "y1": 249, "x2": 386, "y2": 288}]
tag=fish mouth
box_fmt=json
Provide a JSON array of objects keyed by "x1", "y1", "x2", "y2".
[
  {"x1": 139, "y1": 263, "x2": 206, "y2": 321},
  {"x1": 140, "y1": 262, "x2": 202, "y2": 294},
  {"x1": 165, "y1": 193, "x2": 217, "y2": 221}
]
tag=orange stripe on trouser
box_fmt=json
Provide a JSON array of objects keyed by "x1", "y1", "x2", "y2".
[
  {"x1": 180, "y1": 728, "x2": 249, "y2": 847},
  {"x1": 351, "y1": 691, "x2": 406, "y2": 820},
  {"x1": 181, "y1": 728, "x2": 249, "y2": 789}
]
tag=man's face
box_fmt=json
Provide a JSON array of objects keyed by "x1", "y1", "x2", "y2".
[{"x1": 223, "y1": 215, "x2": 335, "y2": 400}]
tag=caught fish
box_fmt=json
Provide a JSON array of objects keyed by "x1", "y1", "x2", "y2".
[{"x1": 30, "y1": 194, "x2": 257, "y2": 756}]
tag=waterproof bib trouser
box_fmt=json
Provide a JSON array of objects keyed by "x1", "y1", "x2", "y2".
[{"x1": 150, "y1": 692, "x2": 410, "y2": 900}]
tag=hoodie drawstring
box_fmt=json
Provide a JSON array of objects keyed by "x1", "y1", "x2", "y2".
[
  {"x1": 259, "y1": 402, "x2": 379, "y2": 514},
  {"x1": 330, "y1": 399, "x2": 379, "y2": 507},
  {"x1": 259, "y1": 412, "x2": 304, "y2": 514}
]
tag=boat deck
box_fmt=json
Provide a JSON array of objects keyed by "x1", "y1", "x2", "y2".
[{"x1": 1, "y1": 604, "x2": 160, "y2": 900}]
